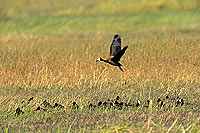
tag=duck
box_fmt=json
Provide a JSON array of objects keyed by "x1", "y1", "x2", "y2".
[
  {"x1": 176, "y1": 98, "x2": 184, "y2": 107},
  {"x1": 72, "y1": 102, "x2": 79, "y2": 110},
  {"x1": 126, "y1": 100, "x2": 141, "y2": 107},
  {"x1": 28, "y1": 97, "x2": 33, "y2": 104},
  {"x1": 96, "y1": 34, "x2": 128, "y2": 72},
  {"x1": 157, "y1": 98, "x2": 165, "y2": 108},
  {"x1": 35, "y1": 106, "x2": 47, "y2": 111},
  {"x1": 53, "y1": 103, "x2": 64, "y2": 109},
  {"x1": 42, "y1": 100, "x2": 52, "y2": 108},
  {"x1": 15, "y1": 107, "x2": 24, "y2": 116},
  {"x1": 89, "y1": 103, "x2": 96, "y2": 110}
]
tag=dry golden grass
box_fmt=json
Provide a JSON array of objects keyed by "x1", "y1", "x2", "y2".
[{"x1": 0, "y1": 33, "x2": 199, "y2": 88}]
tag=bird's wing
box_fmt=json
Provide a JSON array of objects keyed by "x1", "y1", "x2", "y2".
[
  {"x1": 110, "y1": 35, "x2": 121, "y2": 56},
  {"x1": 118, "y1": 66, "x2": 124, "y2": 72},
  {"x1": 111, "y1": 46, "x2": 128, "y2": 62}
]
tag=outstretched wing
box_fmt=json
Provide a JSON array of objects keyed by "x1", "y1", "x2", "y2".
[
  {"x1": 111, "y1": 46, "x2": 128, "y2": 62},
  {"x1": 110, "y1": 34, "x2": 121, "y2": 56}
]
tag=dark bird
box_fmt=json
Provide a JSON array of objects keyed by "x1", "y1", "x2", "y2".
[
  {"x1": 103, "y1": 101, "x2": 108, "y2": 106},
  {"x1": 143, "y1": 100, "x2": 150, "y2": 108},
  {"x1": 72, "y1": 102, "x2": 79, "y2": 110},
  {"x1": 15, "y1": 108, "x2": 24, "y2": 116},
  {"x1": 53, "y1": 103, "x2": 64, "y2": 109},
  {"x1": 118, "y1": 102, "x2": 124, "y2": 110},
  {"x1": 125, "y1": 100, "x2": 141, "y2": 108},
  {"x1": 176, "y1": 98, "x2": 184, "y2": 107},
  {"x1": 89, "y1": 103, "x2": 96, "y2": 110},
  {"x1": 136, "y1": 100, "x2": 141, "y2": 107},
  {"x1": 96, "y1": 34, "x2": 128, "y2": 72},
  {"x1": 28, "y1": 97, "x2": 33, "y2": 104},
  {"x1": 107, "y1": 99, "x2": 114, "y2": 106},
  {"x1": 35, "y1": 106, "x2": 47, "y2": 111},
  {"x1": 114, "y1": 101, "x2": 119, "y2": 106},
  {"x1": 35, "y1": 106, "x2": 41, "y2": 111},
  {"x1": 115, "y1": 96, "x2": 121, "y2": 101},
  {"x1": 98, "y1": 101, "x2": 103, "y2": 107},
  {"x1": 42, "y1": 100, "x2": 52, "y2": 108},
  {"x1": 157, "y1": 98, "x2": 162, "y2": 103},
  {"x1": 157, "y1": 98, "x2": 165, "y2": 108}
]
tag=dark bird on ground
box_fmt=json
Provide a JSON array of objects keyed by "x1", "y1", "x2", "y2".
[
  {"x1": 42, "y1": 100, "x2": 52, "y2": 108},
  {"x1": 115, "y1": 96, "x2": 121, "y2": 101},
  {"x1": 35, "y1": 106, "x2": 47, "y2": 111},
  {"x1": 166, "y1": 96, "x2": 169, "y2": 99},
  {"x1": 53, "y1": 103, "x2": 64, "y2": 109},
  {"x1": 96, "y1": 34, "x2": 128, "y2": 72},
  {"x1": 103, "y1": 101, "x2": 108, "y2": 107},
  {"x1": 125, "y1": 100, "x2": 140, "y2": 107},
  {"x1": 118, "y1": 102, "x2": 124, "y2": 110},
  {"x1": 28, "y1": 97, "x2": 33, "y2": 104},
  {"x1": 136, "y1": 100, "x2": 141, "y2": 107},
  {"x1": 114, "y1": 101, "x2": 119, "y2": 106},
  {"x1": 107, "y1": 99, "x2": 114, "y2": 106},
  {"x1": 35, "y1": 106, "x2": 41, "y2": 111},
  {"x1": 98, "y1": 101, "x2": 103, "y2": 107},
  {"x1": 157, "y1": 98, "x2": 165, "y2": 108},
  {"x1": 124, "y1": 100, "x2": 141, "y2": 108},
  {"x1": 145, "y1": 100, "x2": 150, "y2": 108},
  {"x1": 89, "y1": 103, "x2": 96, "y2": 110},
  {"x1": 176, "y1": 98, "x2": 184, "y2": 107},
  {"x1": 15, "y1": 108, "x2": 24, "y2": 116},
  {"x1": 21, "y1": 100, "x2": 25, "y2": 104},
  {"x1": 72, "y1": 102, "x2": 79, "y2": 110}
]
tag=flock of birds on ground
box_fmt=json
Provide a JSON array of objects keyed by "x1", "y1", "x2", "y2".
[
  {"x1": 14, "y1": 34, "x2": 191, "y2": 116},
  {"x1": 15, "y1": 95, "x2": 188, "y2": 116}
]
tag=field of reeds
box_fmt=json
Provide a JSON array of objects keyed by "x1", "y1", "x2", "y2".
[{"x1": 0, "y1": 0, "x2": 200, "y2": 132}]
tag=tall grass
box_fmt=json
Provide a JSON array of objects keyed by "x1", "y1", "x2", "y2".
[{"x1": 0, "y1": 33, "x2": 199, "y2": 89}]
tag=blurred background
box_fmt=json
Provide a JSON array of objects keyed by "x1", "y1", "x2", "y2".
[
  {"x1": 0, "y1": 0, "x2": 200, "y2": 17},
  {"x1": 0, "y1": 0, "x2": 200, "y2": 34}
]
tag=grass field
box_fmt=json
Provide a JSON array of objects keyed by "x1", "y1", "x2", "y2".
[{"x1": 0, "y1": 0, "x2": 200, "y2": 132}]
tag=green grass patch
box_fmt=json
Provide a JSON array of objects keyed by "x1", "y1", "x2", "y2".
[
  {"x1": 0, "y1": 0, "x2": 200, "y2": 18},
  {"x1": 0, "y1": 10, "x2": 200, "y2": 34}
]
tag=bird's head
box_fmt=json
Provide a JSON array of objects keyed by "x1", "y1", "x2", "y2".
[
  {"x1": 114, "y1": 34, "x2": 119, "y2": 38},
  {"x1": 114, "y1": 34, "x2": 121, "y2": 40},
  {"x1": 137, "y1": 100, "x2": 141, "y2": 104},
  {"x1": 96, "y1": 57, "x2": 103, "y2": 62}
]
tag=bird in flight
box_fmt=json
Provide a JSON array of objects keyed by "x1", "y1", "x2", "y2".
[{"x1": 96, "y1": 34, "x2": 128, "y2": 72}]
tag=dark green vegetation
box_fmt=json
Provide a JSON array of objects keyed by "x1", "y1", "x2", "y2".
[
  {"x1": 1, "y1": 10, "x2": 200, "y2": 34},
  {"x1": 0, "y1": 0, "x2": 200, "y2": 132}
]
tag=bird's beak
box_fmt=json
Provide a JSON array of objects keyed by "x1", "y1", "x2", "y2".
[{"x1": 96, "y1": 59, "x2": 99, "y2": 62}]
